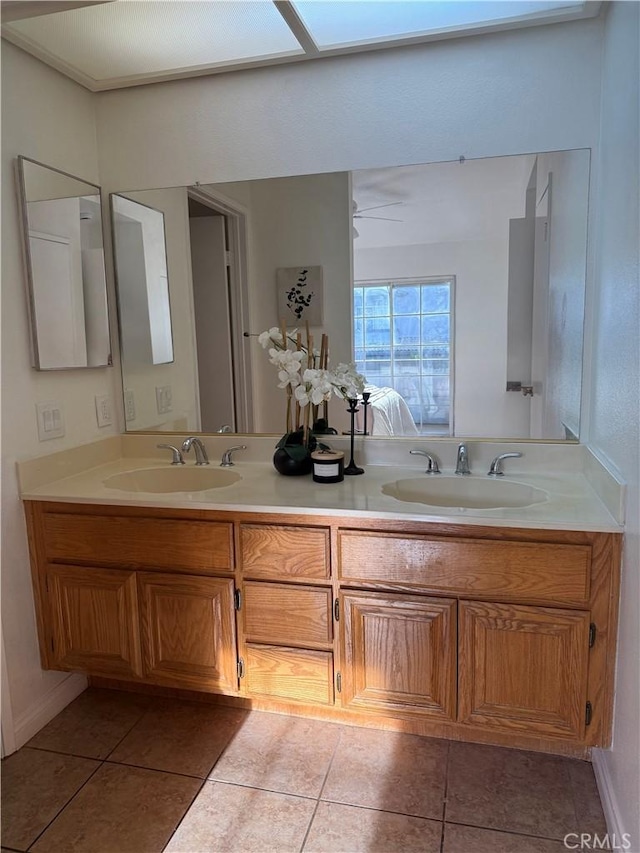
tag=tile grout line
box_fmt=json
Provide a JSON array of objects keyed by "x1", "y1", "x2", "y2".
[
  {"x1": 443, "y1": 818, "x2": 581, "y2": 844},
  {"x1": 24, "y1": 755, "x2": 105, "y2": 851},
  {"x1": 440, "y1": 740, "x2": 451, "y2": 853},
  {"x1": 161, "y1": 711, "x2": 274, "y2": 852},
  {"x1": 22, "y1": 694, "x2": 151, "y2": 851},
  {"x1": 160, "y1": 777, "x2": 209, "y2": 853},
  {"x1": 298, "y1": 725, "x2": 345, "y2": 853}
]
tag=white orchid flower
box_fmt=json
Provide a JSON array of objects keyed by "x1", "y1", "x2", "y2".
[{"x1": 259, "y1": 327, "x2": 284, "y2": 349}]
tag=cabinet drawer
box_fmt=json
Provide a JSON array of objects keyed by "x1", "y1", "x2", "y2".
[
  {"x1": 42, "y1": 512, "x2": 233, "y2": 574},
  {"x1": 245, "y1": 644, "x2": 334, "y2": 705},
  {"x1": 338, "y1": 531, "x2": 591, "y2": 605},
  {"x1": 240, "y1": 524, "x2": 330, "y2": 581},
  {"x1": 243, "y1": 582, "x2": 333, "y2": 647}
]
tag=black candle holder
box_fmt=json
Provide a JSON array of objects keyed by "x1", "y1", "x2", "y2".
[
  {"x1": 361, "y1": 392, "x2": 371, "y2": 436},
  {"x1": 344, "y1": 397, "x2": 364, "y2": 475}
]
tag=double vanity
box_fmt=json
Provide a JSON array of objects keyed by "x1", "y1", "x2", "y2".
[{"x1": 19, "y1": 434, "x2": 623, "y2": 759}]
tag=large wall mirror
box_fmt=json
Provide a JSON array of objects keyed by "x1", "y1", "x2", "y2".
[
  {"x1": 17, "y1": 156, "x2": 111, "y2": 370},
  {"x1": 111, "y1": 148, "x2": 590, "y2": 441}
]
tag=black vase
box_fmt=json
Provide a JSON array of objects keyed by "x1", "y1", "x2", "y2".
[{"x1": 272, "y1": 447, "x2": 313, "y2": 476}]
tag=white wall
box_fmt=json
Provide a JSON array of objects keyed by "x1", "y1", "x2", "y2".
[
  {"x1": 242, "y1": 173, "x2": 352, "y2": 434},
  {"x1": 96, "y1": 19, "x2": 603, "y2": 190},
  {"x1": 588, "y1": 2, "x2": 640, "y2": 846},
  {"x1": 1, "y1": 42, "x2": 120, "y2": 743},
  {"x1": 537, "y1": 149, "x2": 590, "y2": 440}
]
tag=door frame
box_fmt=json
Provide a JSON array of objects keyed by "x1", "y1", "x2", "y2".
[{"x1": 187, "y1": 186, "x2": 254, "y2": 433}]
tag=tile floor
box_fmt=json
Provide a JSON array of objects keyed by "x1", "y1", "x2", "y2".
[{"x1": 1, "y1": 688, "x2": 608, "y2": 853}]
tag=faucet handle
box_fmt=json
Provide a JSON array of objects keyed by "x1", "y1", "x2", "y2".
[
  {"x1": 157, "y1": 444, "x2": 185, "y2": 465},
  {"x1": 487, "y1": 452, "x2": 522, "y2": 476},
  {"x1": 220, "y1": 445, "x2": 247, "y2": 467},
  {"x1": 409, "y1": 449, "x2": 441, "y2": 474}
]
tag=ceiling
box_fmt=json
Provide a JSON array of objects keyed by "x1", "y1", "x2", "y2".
[
  {"x1": 1, "y1": 0, "x2": 602, "y2": 92},
  {"x1": 352, "y1": 153, "x2": 537, "y2": 248}
]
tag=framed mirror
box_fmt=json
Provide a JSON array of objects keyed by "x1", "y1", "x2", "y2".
[
  {"x1": 16, "y1": 156, "x2": 111, "y2": 370},
  {"x1": 112, "y1": 148, "x2": 590, "y2": 441}
]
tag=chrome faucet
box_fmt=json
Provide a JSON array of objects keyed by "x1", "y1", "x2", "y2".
[
  {"x1": 220, "y1": 445, "x2": 247, "y2": 467},
  {"x1": 181, "y1": 436, "x2": 209, "y2": 465},
  {"x1": 455, "y1": 443, "x2": 471, "y2": 475},
  {"x1": 157, "y1": 443, "x2": 185, "y2": 465},
  {"x1": 409, "y1": 449, "x2": 441, "y2": 474},
  {"x1": 488, "y1": 451, "x2": 522, "y2": 476}
]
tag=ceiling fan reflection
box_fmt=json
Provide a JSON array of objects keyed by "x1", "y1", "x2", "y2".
[{"x1": 352, "y1": 200, "x2": 404, "y2": 222}]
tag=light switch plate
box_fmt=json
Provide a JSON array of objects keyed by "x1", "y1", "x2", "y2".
[
  {"x1": 95, "y1": 394, "x2": 112, "y2": 428},
  {"x1": 36, "y1": 401, "x2": 65, "y2": 441}
]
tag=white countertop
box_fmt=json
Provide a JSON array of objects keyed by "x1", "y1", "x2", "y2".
[{"x1": 19, "y1": 453, "x2": 622, "y2": 533}]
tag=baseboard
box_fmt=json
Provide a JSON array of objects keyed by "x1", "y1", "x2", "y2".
[
  {"x1": 12, "y1": 673, "x2": 88, "y2": 751},
  {"x1": 591, "y1": 748, "x2": 631, "y2": 848}
]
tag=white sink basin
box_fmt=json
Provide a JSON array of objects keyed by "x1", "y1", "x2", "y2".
[
  {"x1": 381, "y1": 476, "x2": 548, "y2": 509},
  {"x1": 104, "y1": 467, "x2": 241, "y2": 493}
]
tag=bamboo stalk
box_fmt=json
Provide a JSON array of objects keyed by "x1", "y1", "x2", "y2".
[
  {"x1": 321, "y1": 334, "x2": 329, "y2": 422},
  {"x1": 280, "y1": 318, "x2": 292, "y2": 433},
  {"x1": 295, "y1": 332, "x2": 302, "y2": 429}
]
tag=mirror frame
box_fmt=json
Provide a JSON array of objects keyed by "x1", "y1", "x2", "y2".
[{"x1": 16, "y1": 155, "x2": 112, "y2": 371}]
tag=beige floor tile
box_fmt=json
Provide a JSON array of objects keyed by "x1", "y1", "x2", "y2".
[
  {"x1": 303, "y1": 801, "x2": 443, "y2": 853},
  {"x1": 108, "y1": 698, "x2": 248, "y2": 777},
  {"x1": 27, "y1": 688, "x2": 150, "y2": 759},
  {"x1": 30, "y1": 763, "x2": 200, "y2": 853},
  {"x1": 1, "y1": 748, "x2": 99, "y2": 851},
  {"x1": 322, "y1": 727, "x2": 448, "y2": 820},
  {"x1": 447, "y1": 742, "x2": 579, "y2": 840},
  {"x1": 165, "y1": 781, "x2": 316, "y2": 853},
  {"x1": 567, "y1": 760, "x2": 609, "y2": 836},
  {"x1": 210, "y1": 711, "x2": 342, "y2": 797},
  {"x1": 444, "y1": 823, "x2": 570, "y2": 852}
]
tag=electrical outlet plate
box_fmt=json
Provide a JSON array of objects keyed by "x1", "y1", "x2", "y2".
[
  {"x1": 155, "y1": 385, "x2": 173, "y2": 415},
  {"x1": 95, "y1": 394, "x2": 112, "y2": 428},
  {"x1": 124, "y1": 389, "x2": 136, "y2": 422},
  {"x1": 36, "y1": 401, "x2": 65, "y2": 441}
]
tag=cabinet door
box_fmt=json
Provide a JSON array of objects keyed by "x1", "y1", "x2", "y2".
[
  {"x1": 47, "y1": 565, "x2": 142, "y2": 678},
  {"x1": 341, "y1": 591, "x2": 456, "y2": 719},
  {"x1": 459, "y1": 601, "x2": 590, "y2": 739},
  {"x1": 139, "y1": 573, "x2": 238, "y2": 694}
]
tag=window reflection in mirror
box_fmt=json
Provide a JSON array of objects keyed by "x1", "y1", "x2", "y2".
[{"x1": 17, "y1": 156, "x2": 111, "y2": 370}]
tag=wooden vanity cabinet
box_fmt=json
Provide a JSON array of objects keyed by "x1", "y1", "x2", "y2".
[
  {"x1": 26, "y1": 502, "x2": 239, "y2": 695},
  {"x1": 24, "y1": 502, "x2": 621, "y2": 757},
  {"x1": 335, "y1": 525, "x2": 620, "y2": 751}
]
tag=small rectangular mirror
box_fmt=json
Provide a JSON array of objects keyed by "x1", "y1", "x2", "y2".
[
  {"x1": 16, "y1": 156, "x2": 111, "y2": 370},
  {"x1": 110, "y1": 194, "x2": 174, "y2": 366}
]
